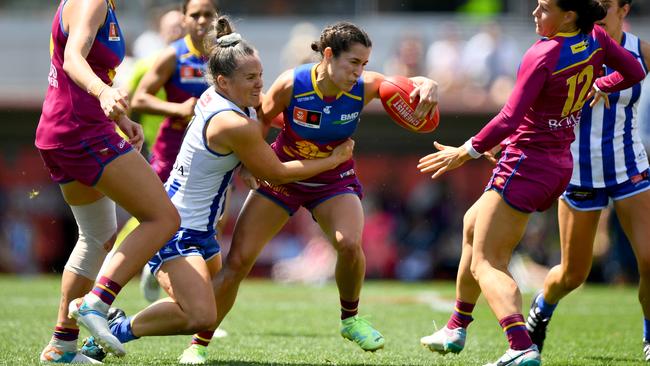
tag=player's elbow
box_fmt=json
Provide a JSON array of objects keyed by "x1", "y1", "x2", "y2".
[{"x1": 130, "y1": 93, "x2": 147, "y2": 112}]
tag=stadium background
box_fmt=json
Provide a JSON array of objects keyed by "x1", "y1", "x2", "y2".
[{"x1": 2, "y1": 0, "x2": 650, "y2": 286}]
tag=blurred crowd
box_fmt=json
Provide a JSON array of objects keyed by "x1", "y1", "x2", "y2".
[{"x1": 1, "y1": 10, "x2": 650, "y2": 290}]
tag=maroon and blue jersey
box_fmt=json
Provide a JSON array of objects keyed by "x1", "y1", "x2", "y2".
[
  {"x1": 471, "y1": 25, "x2": 645, "y2": 169},
  {"x1": 36, "y1": 0, "x2": 125, "y2": 149},
  {"x1": 150, "y1": 35, "x2": 209, "y2": 180},
  {"x1": 272, "y1": 63, "x2": 364, "y2": 184}
]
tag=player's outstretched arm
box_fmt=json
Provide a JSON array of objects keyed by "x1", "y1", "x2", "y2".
[
  {"x1": 417, "y1": 141, "x2": 472, "y2": 179},
  {"x1": 207, "y1": 111, "x2": 353, "y2": 184}
]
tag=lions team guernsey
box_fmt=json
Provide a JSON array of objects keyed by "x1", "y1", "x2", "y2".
[
  {"x1": 471, "y1": 25, "x2": 644, "y2": 168},
  {"x1": 165, "y1": 87, "x2": 254, "y2": 232},
  {"x1": 151, "y1": 35, "x2": 209, "y2": 163},
  {"x1": 36, "y1": 0, "x2": 125, "y2": 149},
  {"x1": 273, "y1": 63, "x2": 364, "y2": 185},
  {"x1": 571, "y1": 32, "x2": 649, "y2": 188}
]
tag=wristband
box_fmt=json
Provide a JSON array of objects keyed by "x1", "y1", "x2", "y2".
[{"x1": 463, "y1": 138, "x2": 482, "y2": 159}]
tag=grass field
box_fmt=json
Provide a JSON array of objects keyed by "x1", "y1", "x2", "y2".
[{"x1": 0, "y1": 275, "x2": 647, "y2": 365}]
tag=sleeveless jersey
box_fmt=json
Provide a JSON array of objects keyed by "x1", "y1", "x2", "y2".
[
  {"x1": 36, "y1": 0, "x2": 125, "y2": 149},
  {"x1": 570, "y1": 32, "x2": 649, "y2": 187},
  {"x1": 471, "y1": 26, "x2": 644, "y2": 170},
  {"x1": 152, "y1": 35, "x2": 209, "y2": 161},
  {"x1": 272, "y1": 63, "x2": 364, "y2": 185},
  {"x1": 165, "y1": 87, "x2": 255, "y2": 232}
]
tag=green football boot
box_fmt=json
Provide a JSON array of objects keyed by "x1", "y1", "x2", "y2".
[{"x1": 340, "y1": 316, "x2": 385, "y2": 352}]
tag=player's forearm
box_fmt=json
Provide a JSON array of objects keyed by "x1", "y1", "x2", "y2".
[
  {"x1": 265, "y1": 158, "x2": 339, "y2": 185},
  {"x1": 62, "y1": 54, "x2": 108, "y2": 97},
  {"x1": 131, "y1": 93, "x2": 184, "y2": 117}
]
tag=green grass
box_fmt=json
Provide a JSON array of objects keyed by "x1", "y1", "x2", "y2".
[{"x1": 0, "y1": 275, "x2": 646, "y2": 365}]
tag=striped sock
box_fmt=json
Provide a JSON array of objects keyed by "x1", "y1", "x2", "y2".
[
  {"x1": 535, "y1": 293, "x2": 557, "y2": 319},
  {"x1": 499, "y1": 313, "x2": 532, "y2": 350},
  {"x1": 446, "y1": 300, "x2": 475, "y2": 329},
  {"x1": 340, "y1": 298, "x2": 359, "y2": 320},
  {"x1": 191, "y1": 330, "x2": 215, "y2": 347},
  {"x1": 91, "y1": 276, "x2": 122, "y2": 306},
  {"x1": 53, "y1": 326, "x2": 79, "y2": 342}
]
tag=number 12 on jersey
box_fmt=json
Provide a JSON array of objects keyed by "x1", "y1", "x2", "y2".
[{"x1": 562, "y1": 65, "x2": 594, "y2": 117}]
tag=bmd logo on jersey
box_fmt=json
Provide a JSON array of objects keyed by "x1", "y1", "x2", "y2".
[
  {"x1": 293, "y1": 107, "x2": 322, "y2": 129},
  {"x1": 108, "y1": 23, "x2": 120, "y2": 41}
]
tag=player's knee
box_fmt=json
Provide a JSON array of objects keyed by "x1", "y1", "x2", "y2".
[
  {"x1": 65, "y1": 197, "x2": 117, "y2": 279},
  {"x1": 561, "y1": 270, "x2": 588, "y2": 291},
  {"x1": 462, "y1": 211, "x2": 476, "y2": 240},
  {"x1": 186, "y1": 308, "x2": 217, "y2": 332},
  {"x1": 332, "y1": 235, "x2": 362, "y2": 256},
  {"x1": 225, "y1": 253, "x2": 256, "y2": 278}
]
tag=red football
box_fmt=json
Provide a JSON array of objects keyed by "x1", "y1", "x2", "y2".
[{"x1": 379, "y1": 76, "x2": 439, "y2": 133}]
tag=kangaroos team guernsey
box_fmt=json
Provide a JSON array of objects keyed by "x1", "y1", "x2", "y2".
[
  {"x1": 36, "y1": 0, "x2": 125, "y2": 149},
  {"x1": 571, "y1": 32, "x2": 649, "y2": 188},
  {"x1": 272, "y1": 63, "x2": 364, "y2": 185},
  {"x1": 470, "y1": 25, "x2": 644, "y2": 169},
  {"x1": 165, "y1": 87, "x2": 255, "y2": 232},
  {"x1": 151, "y1": 35, "x2": 209, "y2": 165}
]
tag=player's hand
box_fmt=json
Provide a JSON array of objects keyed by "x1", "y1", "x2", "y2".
[
  {"x1": 116, "y1": 115, "x2": 144, "y2": 152},
  {"x1": 331, "y1": 139, "x2": 355, "y2": 164},
  {"x1": 587, "y1": 85, "x2": 610, "y2": 108},
  {"x1": 418, "y1": 141, "x2": 471, "y2": 179},
  {"x1": 99, "y1": 87, "x2": 129, "y2": 121},
  {"x1": 409, "y1": 77, "x2": 439, "y2": 120},
  {"x1": 484, "y1": 145, "x2": 501, "y2": 165},
  {"x1": 239, "y1": 166, "x2": 260, "y2": 190},
  {"x1": 178, "y1": 97, "x2": 198, "y2": 118}
]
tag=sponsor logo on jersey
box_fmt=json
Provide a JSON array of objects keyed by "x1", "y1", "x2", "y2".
[
  {"x1": 180, "y1": 66, "x2": 205, "y2": 84},
  {"x1": 108, "y1": 23, "x2": 120, "y2": 41},
  {"x1": 547, "y1": 110, "x2": 582, "y2": 130},
  {"x1": 323, "y1": 106, "x2": 332, "y2": 114},
  {"x1": 571, "y1": 40, "x2": 588, "y2": 54},
  {"x1": 293, "y1": 107, "x2": 322, "y2": 128}
]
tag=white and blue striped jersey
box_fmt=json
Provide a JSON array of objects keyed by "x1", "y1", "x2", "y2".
[
  {"x1": 164, "y1": 87, "x2": 255, "y2": 232},
  {"x1": 570, "y1": 32, "x2": 649, "y2": 188}
]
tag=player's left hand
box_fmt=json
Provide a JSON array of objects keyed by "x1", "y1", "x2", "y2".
[
  {"x1": 239, "y1": 166, "x2": 260, "y2": 190},
  {"x1": 418, "y1": 141, "x2": 471, "y2": 179},
  {"x1": 409, "y1": 77, "x2": 439, "y2": 120},
  {"x1": 116, "y1": 115, "x2": 144, "y2": 152},
  {"x1": 587, "y1": 85, "x2": 610, "y2": 109}
]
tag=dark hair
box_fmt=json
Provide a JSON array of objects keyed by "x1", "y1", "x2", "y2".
[
  {"x1": 205, "y1": 16, "x2": 256, "y2": 82},
  {"x1": 181, "y1": 0, "x2": 219, "y2": 14},
  {"x1": 310, "y1": 22, "x2": 372, "y2": 58},
  {"x1": 556, "y1": 0, "x2": 607, "y2": 34}
]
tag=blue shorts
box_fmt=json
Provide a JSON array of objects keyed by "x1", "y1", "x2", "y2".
[
  {"x1": 148, "y1": 227, "x2": 221, "y2": 274},
  {"x1": 561, "y1": 169, "x2": 650, "y2": 211}
]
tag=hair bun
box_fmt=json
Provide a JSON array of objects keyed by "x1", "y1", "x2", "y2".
[{"x1": 217, "y1": 33, "x2": 242, "y2": 47}]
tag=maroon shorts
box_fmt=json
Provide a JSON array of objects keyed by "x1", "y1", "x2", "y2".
[
  {"x1": 256, "y1": 176, "x2": 363, "y2": 215},
  {"x1": 38, "y1": 132, "x2": 133, "y2": 186},
  {"x1": 486, "y1": 149, "x2": 571, "y2": 213}
]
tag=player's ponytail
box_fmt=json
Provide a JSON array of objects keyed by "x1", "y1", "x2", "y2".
[
  {"x1": 311, "y1": 22, "x2": 372, "y2": 58},
  {"x1": 205, "y1": 16, "x2": 256, "y2": 84},
  {"x1": 557, "y1": 0, "x2": 606, "y2": 34}
]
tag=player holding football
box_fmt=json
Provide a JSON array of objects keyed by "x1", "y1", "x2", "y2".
[
  {"x1": 526, "y1": 0, "x2": 650, "y2": 361},
  {"x1": 200, "y1": 21, "x2": 438, "y2": 352},
  {"x1": 417, "y1": 0, "x2": 644, "y2": 365}
]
